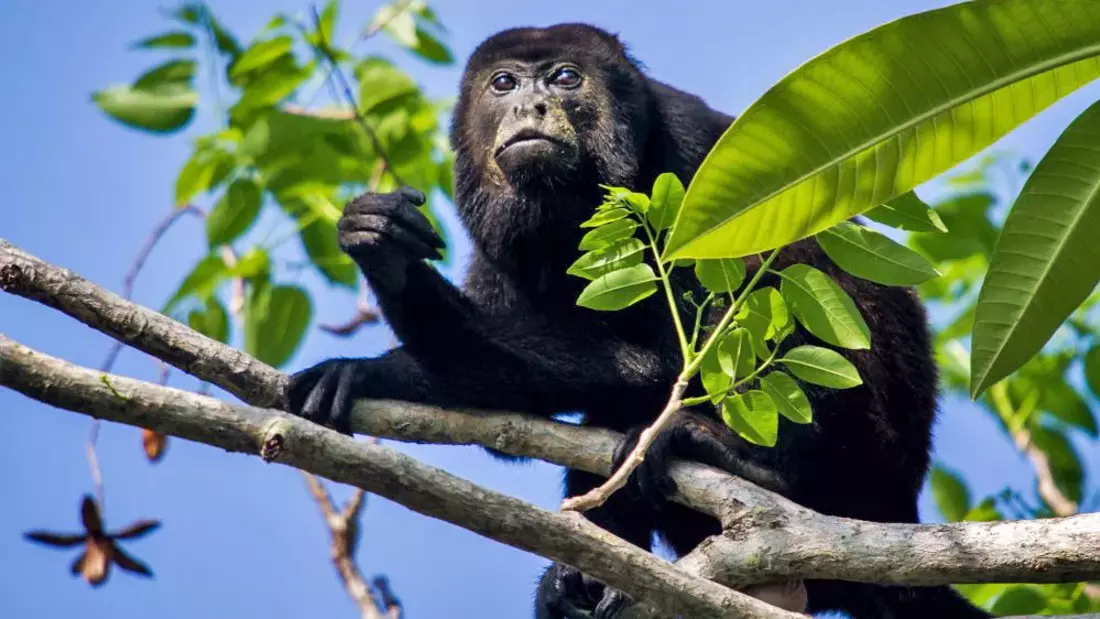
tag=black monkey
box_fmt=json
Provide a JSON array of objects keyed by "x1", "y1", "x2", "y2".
[{"x1": 284, "y1": 23, "x2": 992, "y2": 619}]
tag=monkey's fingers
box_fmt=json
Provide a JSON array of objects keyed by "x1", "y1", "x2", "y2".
[
  {"x1": 345, "y1": 198, "x2": 444, "y2": 251},
  {"x1": 338, "y1": 214, "x2": 441, "y2": 261}
]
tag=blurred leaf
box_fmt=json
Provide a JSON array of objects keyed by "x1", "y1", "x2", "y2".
[
  {"x1": 1030, "y1": 426, "x2": 1085, "y2": 503},
  {"x1": 1085, "y1": 346, "x2": 1100, "y2": 399},
  {"x1": 664, "y1": 0, "x2": 1100, "y2": 259},
  {"x1": 228, "y1": 247, "x2": 270, "y2": 280},
  {"x1": 722, "y1": 391, "x2": 779, "y2": 447},
  {"x1": 92, "y1": 84, "x2": 197, "y2": 134},
  {"x1": 578, "y1": 219, "x2": 639, "y2": 251},
  {"x1": 930, "y1": 465, "x2": 971, "y2": 522},
  {"x1": 760, "y1": 372, "x2": 812, "y2": 424},
  {"x1": 170, "y1": 4, "x2": 241, "y2": 56},
  {"x1": 133, "y1": 31, "x2": 196, "y2": 49},
  {"x1": 234, "y1": 56, "x2": 312, "y2": 112},
  {"x1": 133, "y1": 59, "x2": 195, "y2": 91},
  {"x1": 991, "y1": 586, "x2": 1048, "y2": 616},
  {"x1": 567, "y1": 238, "x2": 646, "y2": 281},
  {"x1": 295, "y1": 204, "x2": 358, "y2": 288},
  {"x1": 970, "y1": 101, "x2": 1100, "y2": 399},
  {"x1": 356, "y1": 57, "x2": 419, "y2": 114},
  {"x1": 863, "y1": 192, "x2": 947, "y2": 233},
  {"x1": 779, "y1": 346, "x2": 862, "y2": 389},
  {"x1": 963, "y1": 497, "x2": 1003, "y2": 522},
  {"x1": 163, "y1": 253, "x2": 229, "y2": 314},
  {"x1": 187, "y1": 296, "x2": 230, "y2": 343},
  {"x1": 779, "y1": 264, "x2": 870, "y2": 350},
  {"x1": 910, "y1": 193, "x2": 997, "y2": 263},
  {"x1": 229, "y1": 36, "x2": 293, "y2": 81},
  {"x1": 648, "y1": 172, "x2": 685, "y2": 232},
  {"x1": 816, "y1": 222, "x2": 939, "y2": 286},
  {"x1": 175, "y1": 148, "x2": 235, "y2": 206},
  {"x1": 695, "y1": 258, "x2": 746, "y2": 294},
  {"x1": 206, "y1": 178, "x2": 263, "y2": 246},
  {"x1": 317, "y1": 0, "x2": 338, "y2": 46},
  {"x1": 576, "y1": 264, "x2": 658, "y2": 311},
  {"x1": 244, "y1": 282, "x2": 312, "y2": 368},
  {"x1": 409, "y1": 27, "x2": 454, "y2": 64}
]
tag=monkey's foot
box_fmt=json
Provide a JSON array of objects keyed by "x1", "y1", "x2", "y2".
[
  {"x1": 283, "y1": 358, "x2": 365, "y2": 435},
  {"x1": 536, "y1": 563, "x2": 631, "y2": 619}
]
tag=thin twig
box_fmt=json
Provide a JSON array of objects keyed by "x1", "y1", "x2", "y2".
[
  {"x1": 360, "y1": 0, "x2": 417, "y2": 40},
  {"x1": 561, "y1": 379, "x2": 689, "y2": 512},
  {"x1": 86, "y1": 421, "x2": 104, "y2": 510}
]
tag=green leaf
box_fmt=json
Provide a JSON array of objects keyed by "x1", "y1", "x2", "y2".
[
  {"x1": 929, "y1": 465, "x2": 970, "y2": 522},
  {"x1": 779, "y1": 264, "x2": 870, "y2": 350},
  {"x1": 355, "y1": 57, "x2": 419, "y2": 114},
  {"x1": 1085, "y1": 346, "x2": 1100, "y2": 399},
  {"x1": 229, "y1": 36, "x2": 293, "y2": 81},
  {"x1": 694, "y1": 258, "x2": 746, "y2": 294},
  {"x1": 1030, "y1": 426, "x2": 1085, "y2": 503},
  {"x1": 92, "y1": 84, "x2": 197, "y2": 134},
  {"x1": 372, "y1": 3, "x2": 418, "y2": 47},
  {"x1": 717, "y1": 328, "x2": 756, "y2": 382},
  {"x1": 817, "y1": 222, "x2": 940, "y2": 286},
  {"x1": 244, "y1": 283, "x2": 312, "y2": 368},
  {"x1": 779, "y1": 346, "x2": 862, "y2": 389},
  {"x1": 963, "y1": 497, "x2": 1003, "y2": 523},
  {"x1": 576, "y1": 264, "x2": 658, "y2": 311},
  {"x1": 578, "y1": 219, "x2": 639, "y2": 251},
  {"x1": 622, "y1": 192, "x2": 650, "y2": 215},
  {"x1": 229, "y1": 248, "x2": 270, "y2": 280},
  {"x1": 163, "y1": 253, "x2": 229, "y2": 314},
  {"x1": 736, "y1": 287, "x2": 791, "y2": 358},
  {"x1": 970, "y1": 100, "x2": 1100, "y2": 398},
  {"x1": 133, "y1": 59, "x2": 196, "y2": 91},
  {"x1": 133, "y1": 31, "x2": 196, "y2": 50},
  {"x1": 175, "y1": 148, "x2": 235, "y2": 207},
  {"x1": 234, "y1": 57, "x2": 312, "y2": 111},
  {"x1": 864, "y1": 191, "x2": 947, "y2": 233},
  {"x1": 664, "y1": 0, "x2": 1100, "y2": 260},
  {"x1": 991, "y1": 586, "x2": 1048, "y2": 616},
  {"x1": 567, "y1": 239, "x2": 646, "y2": 281},
  {"x1": 206, "y1": 178, "x2": 263, "y2": 246},
  {"x1": 701, "y1": 343, "x2": 732, "y2": 404},
  {"x1": 187, "y1": 297, "x2": 230, "y2": 343},
  {"x1": 580, "y1": 208, "x2": 631, "y2": 229},
  {"x1": 317, "y1": 0, "x2": 338, "y2": 45},
  {"x1": 409, "y1": 27, "x2": 454, "y2": 65},
  {"x1": 760, "y1": 372, "x2": 812, "y2": 424},
  {"x1": 722, "y1": 391, "x2": 779, "y2": 447},
  {"x1": 648, "y1": 172, "x2": 685, "y2": 232}
]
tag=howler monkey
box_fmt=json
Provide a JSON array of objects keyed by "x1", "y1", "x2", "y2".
[{"x1": 284, "y1": 23, "x2": 992, "y2": 619}]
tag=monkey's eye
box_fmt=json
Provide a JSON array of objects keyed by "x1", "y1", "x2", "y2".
[
  {"x1": 490, "y1": 73, "x2": 518, "y2": 93},
  {"x1": 550, "y1": 67, "x2": 582, "y2": 89}
]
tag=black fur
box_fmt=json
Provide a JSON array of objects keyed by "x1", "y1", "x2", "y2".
[{"x1": 284, "y1": 23, "x2": 991, "y2": 619}]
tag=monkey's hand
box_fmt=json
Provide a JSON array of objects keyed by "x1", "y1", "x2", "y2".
[
  {"x1": 283, "y1": 358, "x2": 367, "y2": 436},
  {"x1": 536, "y1": 563, "x2": 631, "y2": 619},
  {"x1": 338, "y1": 187, "x2": 445, "y2": 290}
]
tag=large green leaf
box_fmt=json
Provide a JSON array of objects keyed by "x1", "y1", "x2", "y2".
[
  {"x1": 863, "y1": 191, "x2": 947, "y2": 233},
  {"x1": 229, "y1": 36, "x2": 293, "y2": 81},
  {"x1": 92, "y1": 84, "x2": 197, "y2": 134},
  {"x1": 187, "y1": 297, "x2": 230, "y2": 344},
  {"x1": 694, "y1": 258, "x2": 746, "y2": 293},
  {"x1": 970, "y1": 101, "x2": 1100, "y2": 398},
  {"x1": 779, "y1": 346, "x2": 863, "y2": 389},
  {"x1": 162, "y1": 253, "x2": 229, "y2": 314},
  {"x1": 356, "y1": 57, "x2": 420, "y2": 114},
  {"x1": 817, "y1": 221, "x2": 940, "y2": 286},
  {"x1": 567, "y1": 238, "x2": 646, "y2": 281},
  {"x1": 665, "y1": 0, "x2": 1100, "y2": 259},
  {"x1": 575, "y1": 264, "x2": 658, "y2": 311},
  {"x1": 721, "y1": 390, "x2": 779, "y2": 447}
]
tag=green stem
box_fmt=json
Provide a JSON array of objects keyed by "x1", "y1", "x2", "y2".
[
  {"x1": 688, "y1": 292, "x2": 716, "y2": 350},
  {"x1": 644, "y1": 224, "x2": 690, "y2": 362},
  {"x1": 684, "y1": 249, "x2": 782, "y2": 377}
]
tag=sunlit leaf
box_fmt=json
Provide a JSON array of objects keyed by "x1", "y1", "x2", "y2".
[
  {"x1": 578, "y1": 219, "x2": 639, "y2": 251},
  {"x1": 133, "y1": 31, "x2": 196, "y2": 49},
  {"x1": 760, "y1": 372, "x2": 812, "y2": 424},
  {"x1": 648, "y1": 172, "x2": 685, "y2": 232},
  {"x1": 580, "y1": 208, "x2": 631, "y2": 229},
  {"x1": 971, "y1": 100, "x2": 1100, "y2": 398},
  {"x1": 206, "y1": 178, "x2": 263, "y2": 247},
  {"x1": 717, "y1": 328, "x2": 756, "y2": 383},
  {"x1": 722, "y1": 391, "x2": 779, "y2": 447},
  {"x1": 187, "y1": 296, "x2": 230, "y2": 343},
  {"x1": 356, "y1": 57, "x2": 419, "y2": 113},
  {"x1": 133, "y1": 59, "x2": 195, "y2": 91},
  {"x1": 175, "y1": 148, "x2": 235, "y2": 207},
  {"x1": 567, "y1": 238, "x2": 646, "y2": 281},
  {"x1": 92, "y1": 84, "x2": 197, "y2": 134},
  {"x1": 701, "y1": 344, "x2": 731, "y2": 404},
  {"x1": 695, "y1": 258, "x2": 746, "y2": 294},
  {"x1": 779, "y1": 346, "x2": 862, "y2": 389},
  {"x1": 163, "y1": 253, "x2": 229, "y2": 314},
  {"x1": 229, "y1": 247, "x2": 271, "y2": 280},
  {"x1": 576, "y1": 264, "x2": 658, "y2": 311},
  {"x1": 779, "y1": 264, "x2": 870, "y2": 349},
  {"x1": 736, "y1": 286, "x2": 790, "y2": 358},
  {"x1": 930, "y1": 465, "x2": 970, "y2": 522},
  {"x1": 665, "y1": 0, "x2": 1100, "y2": 259},
  {"x1": 863, "y1": 191, "x2": 948, "y2": 233},
  {"x1": 229, "y1": 36, "x2": 293, "y2": 81},
  {"x1": 817, "y1": 221, "x2": 940, "y2": 286}
]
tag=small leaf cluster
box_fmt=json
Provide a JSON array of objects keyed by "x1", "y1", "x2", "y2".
[{"x1": 569, "y1": 174, "x2": 874, "y2": 447}]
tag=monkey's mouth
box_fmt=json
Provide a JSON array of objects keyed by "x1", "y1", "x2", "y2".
[{"x1": 494, "y1": 129, "x2": 562, "y2": 158}]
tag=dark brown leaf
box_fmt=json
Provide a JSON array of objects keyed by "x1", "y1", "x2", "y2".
[
  {"x1": 24, "y1": 531, "x2": 86, "y2": 548},
  {"x1": 111, "y1": 519, "x2": 161, "y2": 540},
  {"x1": 80, "y1": 495, "x2": 103, "y2": 535}
]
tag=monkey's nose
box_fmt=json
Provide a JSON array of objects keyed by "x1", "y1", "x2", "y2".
[{"x1": 534, "y1": 101, "x2": 548, "y2": 116}]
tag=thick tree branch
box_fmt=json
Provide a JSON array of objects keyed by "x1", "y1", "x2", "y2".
[
  {"x1": 4, "y1": 237, "x2": 1100, "y2": 618},
  {"x1": 0, "y1": 336, "x2": 785, "y2": 619}
]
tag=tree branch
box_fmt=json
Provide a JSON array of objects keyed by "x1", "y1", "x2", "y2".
[
  {"x1": 4, "y1": 237, "x2": 1100, "y2": 618},
  {"x1": 0, "y1": 336, "x2": 785, "y2": 619}
]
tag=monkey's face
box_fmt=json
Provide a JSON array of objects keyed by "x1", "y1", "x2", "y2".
[{"x1": 474, "y1": 62, "x2": 587, "y2": 182}]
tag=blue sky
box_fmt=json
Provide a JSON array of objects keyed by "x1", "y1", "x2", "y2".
[{"x1": 2, "y1": 1, "x2": 1099, "y2": 618}]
